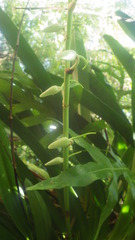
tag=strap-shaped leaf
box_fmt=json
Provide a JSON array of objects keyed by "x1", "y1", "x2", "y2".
[
  {"x1": 0, "y1": 103, "x2": 51, "y2": 164},
  {"x1": 27, "y1": 145, "x2": 135, "y2": 240},
  {"x1": 70, "y1": 84, "x2": 133, "y2": 145},
  {"x1": 71, "y1": 26, "x2": 90, "y2": 120},
  {"x1": 0, "y1": 213, "x2": 24, "y2": 240},
  {"x1": 116, "y1": 10, "x2": 135, "y2": 42},
  {"x1": 0, "y1": 122, "x2": 32, "y2": 238},
  {"x1": 0, "y1": 225, "x2": 19, "y2": 240},
  {"x1": 71, "y1": 26, "x2": 133, "y2": 144},
  {"x1": 25, "y1": 179, "x2": 51, "y2": 240},
  {"x1": 104, "y1": 34, "x2": 135, "y2": 135},
  {"x1": 0, "y1": 8, "x2": 62, "y2": 89}
]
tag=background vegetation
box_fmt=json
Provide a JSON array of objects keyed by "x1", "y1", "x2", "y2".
[{"x1": 0, "y1": 1, "x2": 135, "y2": 239}]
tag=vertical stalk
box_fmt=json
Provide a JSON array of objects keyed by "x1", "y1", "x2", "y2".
[{"x1": 63, "y1": 1, "x2": 77, "y2": 239}]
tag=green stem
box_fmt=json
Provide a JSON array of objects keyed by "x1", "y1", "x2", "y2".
[{"x1": 63, "y1": 1, "x2": 77, "y2": 239}]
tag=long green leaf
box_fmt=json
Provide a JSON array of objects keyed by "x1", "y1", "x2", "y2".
[
  {"x1": 89, "y1": 67, "x2": 125, "y2": 115},
  {"x1": 0, "y1": 7, "x2": 62, "y2": 118},
  {"x1": 94, "y1": 176, "x2": 118, "y2": 240},
  {"x1": 0, "y1": 121, "x2": 32, "y2": 238},
  {"x1": 104, "y1": 34, "x2": 135, "y2": 135},
  {"x1": 0, "y1": 103, "x2": 50, "y2": 164},
  {"x1": 70, "y1": 193, "x2": 90, "y2": 240},
  {"x1": 116, "y1": 10, "x2": 135, "y2": 42},
  {"x1": 27, "y1": 158, "x2": 135, "y2": 240},
  {"x1": 16, "y1": 156, "x2": 66, "y2": 237},
  {"x1": 0, "y1": 211, "x2": 25, "y2": 240},
  {"x1": 27, "y1": 135, "x2": 135, "y2": 239},
  {"x1": 70, "y1": 84, "x2": 133, "y2": 145},
  {"x1": 0, "y1": 225, "x2": 20, "y2": 240},
  {"x1": 0, "y1": 8, "x2": 132, "y2": 147},
  {"x1": 0, "y1": 8, "x2": 62, "y2": 89},
  {"x1": 25, "y1": 179, "x2": 51, "y2": 240},
  {"x1": 71, "y1": 26, "x2": 90, "y2": 121},
  {"x1": 27, "y1": 161, "x2": 134, "y2": 191}
]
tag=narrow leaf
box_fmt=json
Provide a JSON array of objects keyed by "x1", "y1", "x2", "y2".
[
  {"x1": 116, "y1": 10, "x2": 135, "y2": 42},
  {"x1": 26, "y1": 179, "x2": 51, "y2": 240},
  {"x1": 23, "y1": 160, "x2": 49, "y2": 179},
  {"x1": 0, "y1": 122, "x2": 32, "y2": 238},
  {"x1": 70, "y1": 84, "x2": 133, "y2": 145},
  {"x1": 0, "y1": 8, "x2": 62, "y2": 89},
  {"x1": 104, "y1": 34, "x2": 135, "y2": 135}
]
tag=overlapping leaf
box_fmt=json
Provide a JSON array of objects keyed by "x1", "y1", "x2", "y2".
[
  {"x1": 70, "y1": 84, "x2": 133, "y2": 145},
  {"x1": 25, "y1": 179, "x2": 51, "y2": 240},
  {"x1": 71, "y1": 26, "x2": 133, "y2": 145},
  {"x1": 0, "y1": 7, "x2": 133, "y2": 146},
  {"x1": 0, "y1": 122, "x2": 32, "y2": 238},
  {"x1": 27, "y1": 129, "x2": 135, "y2": 239},
  {"x1": 104, "y1": 34, "x2": 135, "y2": 134},
  {"x1": 0, "y1": 7, "x2": 135, "y2": 240}
]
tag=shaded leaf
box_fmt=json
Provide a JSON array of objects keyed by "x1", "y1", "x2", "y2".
[
  {"x1": 23, "y1": 160, "x2": 49, "y2": 179},
  {"x1": 26, "y1": 179, "x2": 51, "y2": 240},
  {"x1": 0, "y1": 122, "x2": 32, "y2": 238},
  {"x1": 0, "y1": 103, "x2": 50, "y2": 164},
  {"x1": 81, "y1": 120, "x2": 106, "y2": 133},
  {"x1": 27, "y1": 160, "x2": 133, "y2": 191},
  {"x1": 0, "y1": 225, "x2": 20, "y2": 240}
]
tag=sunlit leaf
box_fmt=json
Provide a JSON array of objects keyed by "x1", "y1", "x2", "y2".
[
  {"x1": 104, "y1": 34, "x2": 135, "y2": 135},
  {"x1": 116, "y1": 10, "x2": 135, "y2": 42}
]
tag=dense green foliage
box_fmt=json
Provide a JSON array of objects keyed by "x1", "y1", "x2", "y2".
[{"x1": 0, "y1": 3, "x2": 135, "y2": 240}]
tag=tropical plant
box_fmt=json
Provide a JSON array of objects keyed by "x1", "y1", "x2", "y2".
[{"x1": 0, "y1": 1, "x2": 135, "y2": 239}]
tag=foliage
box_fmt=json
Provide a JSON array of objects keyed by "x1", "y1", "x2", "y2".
[{"x1": 0, "y1": 3, "x2": 135, "y2": 240}]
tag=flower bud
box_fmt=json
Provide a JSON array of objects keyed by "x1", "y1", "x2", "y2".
[
  {"x1": 40, "y1": 85, "x2": 62, "y2": 98},
  {"x1": 48, "y1": 137, "x2": 71, "y2": 149},
  {"x1": 45, "y1": 157, "x2": 63, "y2": 166}
]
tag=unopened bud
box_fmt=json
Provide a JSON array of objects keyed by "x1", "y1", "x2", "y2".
[
  {"x1": 40, "y1": 85, "x2": 62, "y2": 98},
  {"x1": 45, "y1": 157, "x2": 63, "y2": 166},
  {"x1": 48, "y1": 137, "x2": 71, "y2": 149}
]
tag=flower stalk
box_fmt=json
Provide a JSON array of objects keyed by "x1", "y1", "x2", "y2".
[{"x1": 63, "y1": 1, "x2": 77, "y2": 239}]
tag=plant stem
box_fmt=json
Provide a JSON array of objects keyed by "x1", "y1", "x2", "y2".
[{"x1": 63, "y1": 1, "x2": 77, "y2": 239}]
